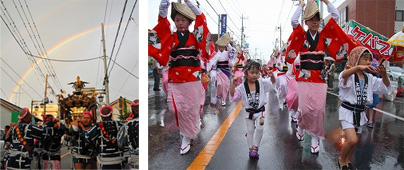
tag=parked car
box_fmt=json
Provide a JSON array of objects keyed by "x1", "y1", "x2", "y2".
[{"x1": 387, "y1": 66, "x2": 404, "y2": 82}]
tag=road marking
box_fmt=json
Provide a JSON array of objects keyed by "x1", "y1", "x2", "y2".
[
  {"x1": 327, "y1": 91, "x2": 404, "y2": 121},
  {"x1": 61, "y1": 152, "x2": 70, "y2": 158},
  {"x1": 187, "y1": 101, "x2": 242, "y2": 170}
]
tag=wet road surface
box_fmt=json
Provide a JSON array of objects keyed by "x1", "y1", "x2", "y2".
[{"x1": 148, "y1": 78, "x2": 404, "y2": 169}]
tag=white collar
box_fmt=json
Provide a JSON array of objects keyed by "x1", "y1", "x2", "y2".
[{"x1": 309, "y1": 31, "x2": 318, "y2": 40}]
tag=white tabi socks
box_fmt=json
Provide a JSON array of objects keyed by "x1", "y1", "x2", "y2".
[
  {"x1": 180, "y1": 135, "x2": 191, "y2": 155},
  {"x1": 310, "y1": 135, "x2": 320, "y2": 154}
]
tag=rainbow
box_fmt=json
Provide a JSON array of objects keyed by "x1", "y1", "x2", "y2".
[{"x1": 7, "y1": 24, "x2": 117, "y2": 102}]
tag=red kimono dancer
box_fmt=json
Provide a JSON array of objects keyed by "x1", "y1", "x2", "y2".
[
  {"x1": 148, "y1": 0, "x2": 211, "y2": 155},
  {"x1": 286, "y1": 0, "x2": 357, "y2": 154}
]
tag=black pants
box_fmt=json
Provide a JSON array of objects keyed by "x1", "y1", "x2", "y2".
[{"x1": 153, "y1": 69, "x2": 160, "y2": 90}]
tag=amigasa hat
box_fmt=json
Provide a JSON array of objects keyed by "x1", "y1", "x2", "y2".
[
  {"x1": 304, "y1": 0, "x2": 321, "y2": 20},
  {"x1": 171, "y1": 2, "x2": 196, "y2": 21},
  {"x1": 215, "y1": 33, "x2": 230, "y2": 47}
]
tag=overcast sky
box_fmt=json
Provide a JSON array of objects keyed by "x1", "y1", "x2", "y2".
[
  {"x1": 148, "y1": 0, "x2": 344, "y2": 63},
  {"x1": 1, "y1": 0, "x2": 139, "y2": 107}
]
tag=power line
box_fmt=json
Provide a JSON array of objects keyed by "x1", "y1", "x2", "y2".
[
  {"x1": 0, "y1": 88, "x2": 7, "y2": 98},
  {"x1": 109, "y1": 58, "x2": 138, "y2": 79},
  {"x1": 112, "y1": 59, "x2": 137, "y2": 99},
  {"x1": 109, "y1": 86, "x2": 137, "y2": 99},
  {"x1": 28, "y1": 54, "x2": 103, "y2": 62},
  {"x1": 203, "y1": 0, "x2": 241, "y2": 38},
  {"x1": 22, "y1": 0, "x2": 63, "y2": 90},
  {"x1": 107, "y1": 0, "x2": 128, "y2": 71},
  {"x1": 0, "y1": 67, "x2": 34, "y2": 100},
  {"x1": 0, "y1": 1, "x2": 46, "y2": 91},
  {"x1": 108, "y1": 0, "x2": 137, "y2": 75},
  {"x1": 1, "y1": 0, "x2": 60, "y2": 92},
  {"x1": 218, "y1": 0, "x2": 241, "y2": 33},
  {"x1": 0, "y1": 58, "x2": 42, "y2": 98}
]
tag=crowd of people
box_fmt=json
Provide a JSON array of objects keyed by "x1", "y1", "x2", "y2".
[
  {"x1": 148, "y1": 0, "x2": 393, "y2": 169},
  {"x1": 1, "y1": 100, "x2": 139, "y2": 170}
]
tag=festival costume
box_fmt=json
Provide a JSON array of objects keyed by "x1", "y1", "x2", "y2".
[
  {"x1": 233, "y1": 52, "x2": 246, "y2": 87},
  {"x1": 276, "y1": 64, "x2": 288, "y2": 110},
  {"x1": 208, "y1": 34, "x2": 235, "y2": 106},
  {"x1": 338, "y1": 47, "x2": 392, "y2": 133},
  {"x1": 85, "y1": 113, "x2": 124, "y2": 169},
  {"x1": 286, "y1": 61, "x2": 300, "y2": 122},
  {"x1": 286, "y1": 0, "x2": 358, "y2": 153},
  {"x1": 230, "y1": 78, "x2": 274, "y2": 158},
  {"x1": 6, "y1": 111, "x2": 54, "y2": 170},
  {"x1": 148, "y1": 0, "x2": 211, "y2": 154},
  {"x1": 42, "y1": 121, "x2": 66, "y2": 170},
  {"x1": 118, "y1": 118, "x2": 139, "y2": 170},
  {"x1": 67, "y1": 122, "x2": 97, "y2": 167}
]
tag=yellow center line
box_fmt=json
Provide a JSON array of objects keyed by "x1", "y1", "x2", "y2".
[
  {"x1": 187, "y1": 101, "x2": 242, "y2": 170},
  {"x1": 61, "y1": 151, "x2": 70, "y2": 158}
]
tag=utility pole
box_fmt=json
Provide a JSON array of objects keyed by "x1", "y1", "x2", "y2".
[
  {"x1": 14, "y1": 84, "x2": 24, "y2": 106},
  {"x1": 101, "y1": 23, "x2": 110, "y2": 104},
  {"x1": 276, "y1": 25, "x2": 282, "y2": 48},
  {"x1": 44, "y1": 74, "x2": 54, "y2": 116},
  {"x1": 241, "y1": 14, "x2": 248, "y2": 50}
]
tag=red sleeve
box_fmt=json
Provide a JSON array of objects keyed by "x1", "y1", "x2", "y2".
[
  {"x1": 321, "y1": 18, "x2": 359, "y2": 62},
  {"x1": 285, "y1": 24, "x2": 305, "y2": 64},
  {"x1": 193, "y1": 13, "x2": 211, "y2": 61},
  {"x1": 148, "y1": 15, "x2": 173, "y2": 66}
]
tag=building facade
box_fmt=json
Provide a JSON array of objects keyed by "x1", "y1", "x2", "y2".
[
  {"x1": 326, "y1": 0, "x2": 400, "y2": 37},
  {"x1": 0, "y1": 98, "x2": 21, "y2": 128}
]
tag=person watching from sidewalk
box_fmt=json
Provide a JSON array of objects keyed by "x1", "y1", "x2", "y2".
[{"x1": 153, "y1": 59, "x2": 162, "y2": 91}]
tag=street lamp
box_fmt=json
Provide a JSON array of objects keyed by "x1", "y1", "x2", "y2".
[{"x1": 98, "y1": 95, "x2": 104, "y2": 103}]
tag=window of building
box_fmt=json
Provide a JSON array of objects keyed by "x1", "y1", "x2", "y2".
[
  {"x1": 396, "y1": 10, "x2": 404, "y2": 22},
  {"x1": 339, "y1": 7, "x2": 348, "y2": 27}
]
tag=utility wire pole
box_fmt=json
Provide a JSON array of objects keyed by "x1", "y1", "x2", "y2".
[
  {"x1": 241, "y1": 14, "x2": 248, "y2": 50},
  {"x1": 44, "y1": 74, "x2": 55, "y2": 116},
  {"x1": 101, "y1": 23, "x2": 110, "y2": 104}
]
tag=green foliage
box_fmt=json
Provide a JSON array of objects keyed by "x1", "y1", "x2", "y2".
[
  {"x1": 398, "y1": 77, "x2": 403, "y2": 88},
  {"x1": 119, "y1": 109, "x2": 131, "y2": 121}
]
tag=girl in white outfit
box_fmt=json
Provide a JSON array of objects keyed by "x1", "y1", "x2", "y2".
[{"x1": 229, "y1": 61, "x2": 275, "y2": 158}]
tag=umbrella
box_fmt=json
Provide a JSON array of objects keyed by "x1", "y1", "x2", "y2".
[
  {"x1": 324, "y1": 56, "x2": 335, "y2": 61},
  {"x1": 387, "y1": 25, "x2": 404, "y2": 47}
]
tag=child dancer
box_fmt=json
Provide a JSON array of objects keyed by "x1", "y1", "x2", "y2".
[
  {"x1": 148, "y1": 0, "x2": 211, "y2": 154},
  {"x1": 338, "y1": 46, "x2": 391, "y2": 169},
  {"x1": 230, "y1": 61, "x2": 276, "y2": 158}
]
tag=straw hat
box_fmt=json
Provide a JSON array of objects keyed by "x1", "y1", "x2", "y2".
[
  {"x1": 215, "y1": 33, "x2": 230, "y2": 47},
  {"x1": 171, "y1": 2, "x2": 196, "y2": 21},
  {"x1": 304, "y1": 0, "x2": 321, "y2": 20}
]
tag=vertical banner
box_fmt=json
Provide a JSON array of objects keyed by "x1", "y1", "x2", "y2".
[{"x1": 220, "y1": 14, "x2": 227, "y2": 37}]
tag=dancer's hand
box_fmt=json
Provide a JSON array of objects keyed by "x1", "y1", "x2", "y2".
[
  {"x1": 321, "y1": 0, "x2": 330, "y2": 5},
  {"x1": 160, "y1": 0, "x2": 170, "y2": 9},
  {"x1": 377, "y1": 66, "x2": 387, "y2": 77},
  {"x1": 356, "y1": 65, "x2": 377, "y2": 73},
  {"x1": 299, "y1": 0, "x2": 306, "y2": 8}
]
